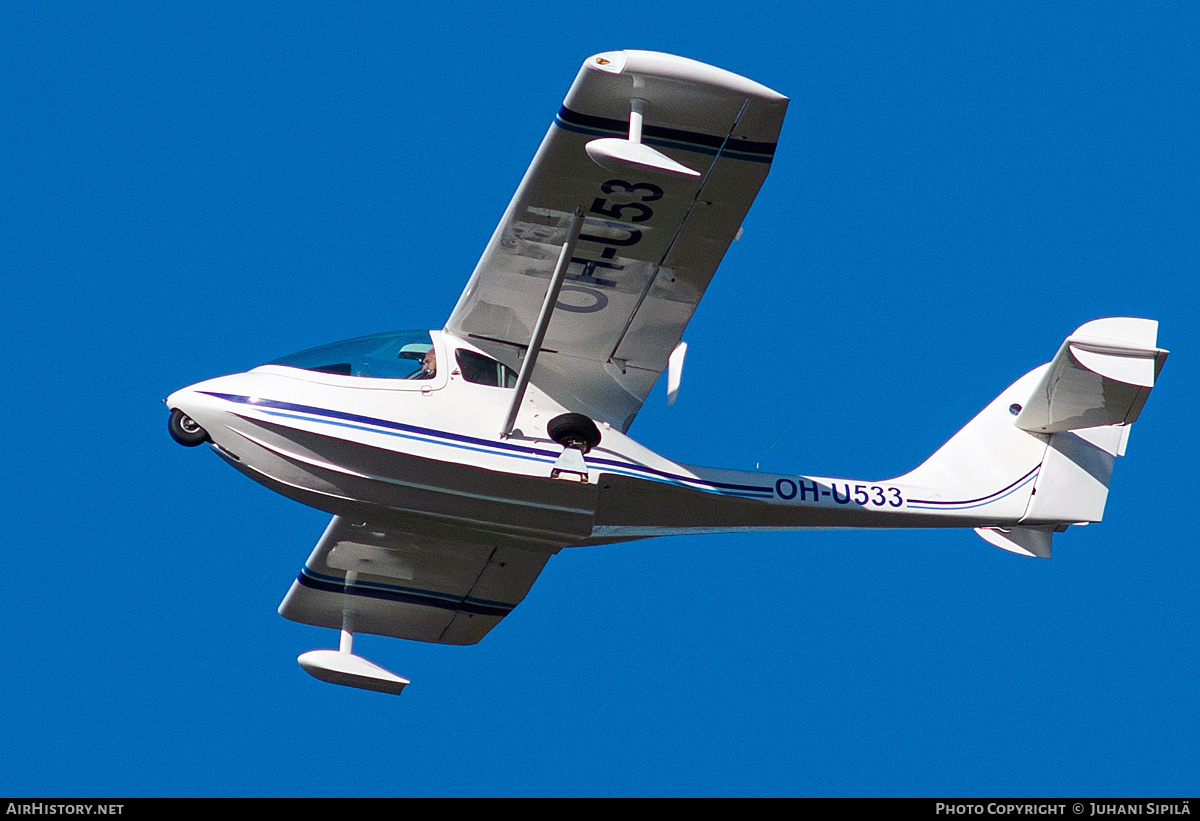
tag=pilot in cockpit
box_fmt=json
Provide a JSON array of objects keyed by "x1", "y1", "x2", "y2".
[
  {"x1": 414, "y1": 347, "x2": 436, "y2": 379},
  {"x1": 396, "y1": 341, "x2": 437, "y2": 380}
]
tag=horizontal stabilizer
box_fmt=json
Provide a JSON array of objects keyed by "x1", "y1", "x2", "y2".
[
  {"x1": 975, "y1": 526, "x2": 1054, "y2": 559},
  {"x1": 1015, "y1": 317, "x2": 1168, "y2": 433}
]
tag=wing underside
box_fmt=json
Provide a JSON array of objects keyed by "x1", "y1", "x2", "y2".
[
  {"x1": 279, "y1": 516, "x2": 559, "y2": 645},
  {"x1": 446, "y1": 50, "x2": 788, "y2": 431}
]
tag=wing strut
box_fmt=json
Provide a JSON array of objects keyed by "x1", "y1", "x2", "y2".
[{"x1": 500, "y1": 208, "x2": 585, "y2": 437}]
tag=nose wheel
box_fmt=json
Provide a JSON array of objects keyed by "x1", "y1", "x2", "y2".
[{"x1": 168, "y1": 408, "x2": 210, "y2": 447}]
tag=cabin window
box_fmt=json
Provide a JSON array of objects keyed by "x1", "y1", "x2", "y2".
[
  {"x1": 268, "y1": 331, "x2": 436, "y2": 379},
  {"x1": 455, "y1": 349, "x2": 516, "y2": 388}
]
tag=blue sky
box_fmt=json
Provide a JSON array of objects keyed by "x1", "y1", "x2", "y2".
[{"x1": 3, "y1": 2, "x2": 1197, "y2": 797}]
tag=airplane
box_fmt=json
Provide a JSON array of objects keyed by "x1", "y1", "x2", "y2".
[{"x1": 165, "y1": 50, "x2": 1168, "y2": 695}]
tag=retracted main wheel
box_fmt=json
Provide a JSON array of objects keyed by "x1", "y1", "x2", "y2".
[
  {"x1": 546, "y1": 412, "x2": 602, "y2": 454},
  {"x1": 168, "y1": 408, "x2": 210, "y2": 447}
]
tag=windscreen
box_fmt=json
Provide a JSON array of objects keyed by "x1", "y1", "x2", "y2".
[{"x1": 268, "y1": 331, "x2": 435, "y2": 379}]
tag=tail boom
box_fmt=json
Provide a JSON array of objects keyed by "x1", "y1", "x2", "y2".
[{"x1": 587, "y1": 318, "x2": 1165, "y2": 559}]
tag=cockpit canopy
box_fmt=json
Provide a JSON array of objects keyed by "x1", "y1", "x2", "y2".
[
  {"x1": 268, "y1": 331, "x2": 435, "y2": 379},
  {"x1": 267, "y1": 331, "x2": 517, "y2": 388}
]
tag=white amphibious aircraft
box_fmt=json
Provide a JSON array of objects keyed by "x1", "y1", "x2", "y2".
[{"x1": 166, "y1": 51, "x2": 1167, "y2": 694}]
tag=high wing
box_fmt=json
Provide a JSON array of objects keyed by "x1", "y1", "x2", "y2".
[
  {"x1": 445, "y1": 50, "x2": 788, "y2": 432},
  {"x1": 279, "y1": 516, "x2": 558, "y2": 645}
]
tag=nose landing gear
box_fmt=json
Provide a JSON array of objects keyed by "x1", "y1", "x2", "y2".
[{"x1": 168, "y1": 408, "x2": 210, "y2": 447}]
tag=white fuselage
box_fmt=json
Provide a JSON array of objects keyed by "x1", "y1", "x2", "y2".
[{"x1": 167, "y1": 330, "x2": 1052, "y2": 548}]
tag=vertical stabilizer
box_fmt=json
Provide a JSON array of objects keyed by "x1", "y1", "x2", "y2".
[{"x1": 897, "y1": 318, "x2": 1166, "y2": 556}]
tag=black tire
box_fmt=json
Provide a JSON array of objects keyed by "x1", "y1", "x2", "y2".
[
  {"x1": 168, "y1": 408, "x2": 210, "y2": 447},
  {"x1": 546, "y1": 412, "x2": 601, "y2": 453}
]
